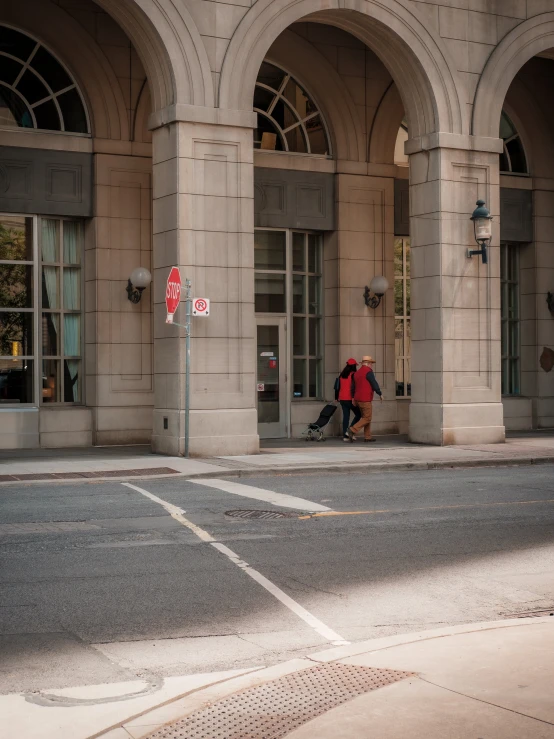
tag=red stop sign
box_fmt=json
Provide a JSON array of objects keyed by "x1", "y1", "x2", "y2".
[{"x1": 165, "y1": 266, "x2": 182, "y2": 316}]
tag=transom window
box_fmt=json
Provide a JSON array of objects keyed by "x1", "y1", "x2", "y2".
[
  {"x1": 254, "y1": 62, "x2": 330, "y2": 155},
  {"x1": 500, "y1": 111, "x2": 528, "y2": 175},
  {"x1": 501, "y1": 243, "x2": 520, "y2": 396},
  {"x1": 0, "y1": 25, "x2": 88, "y2": 133},
  {"x1": 394, "y1": 237, "x2": 411, "y2": 397},
  {"x1": 0, "y1": 215, "x2": 84, "y2": 405},
  {"x1": 254, "y1": 229, "x2": 323, "y2": 399}
]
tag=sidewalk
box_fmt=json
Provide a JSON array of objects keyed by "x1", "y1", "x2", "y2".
[
  {"x1": 89, "y1": 617, "x2": 554, "y2": 738},
  {"x1": 1, "y1": 432, "x2": 554, "y2": 483},
  {"x1": 3, "y1": 618, "x2": 551, "y2": 738}
]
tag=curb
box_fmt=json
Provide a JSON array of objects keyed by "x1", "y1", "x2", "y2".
[
  {"x1": 95, "y1": 616, "x2": 554, "y2": 739},
  {"x1": 0, "y1": 454, "x2": 553, "y2": 487}
]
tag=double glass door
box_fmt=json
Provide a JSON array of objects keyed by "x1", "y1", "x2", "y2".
[{"x1": 256, "y1": 316, "x2": 287, "y2": 438}]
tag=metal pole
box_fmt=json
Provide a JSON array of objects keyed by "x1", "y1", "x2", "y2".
[{"x1": 184, "y1": 279, "x2": 192, "y2": 458}]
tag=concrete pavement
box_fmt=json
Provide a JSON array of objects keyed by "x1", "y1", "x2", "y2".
[
  {"x1": 1, "y1": 432, "x2": 554, "y2": 483},
  {"x1": 91, "y1": 617, "x2": 554, "y2": 738}
]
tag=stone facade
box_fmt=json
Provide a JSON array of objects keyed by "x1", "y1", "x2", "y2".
[{"x1": 0, "y1": 0, "x2": 553, "y2": 453}]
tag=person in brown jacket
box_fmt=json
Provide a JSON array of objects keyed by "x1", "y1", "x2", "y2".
[{"x1": 347, "y1": 355, "x2": 383, "y2": 443}]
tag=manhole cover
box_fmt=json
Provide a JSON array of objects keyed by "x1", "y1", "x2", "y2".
[
  {"x1": 144, "y1": 662, "x2": 413, "y2": 738},
  {"x1": 225, "y1": 509, "x2": 302, "y2": 519}
]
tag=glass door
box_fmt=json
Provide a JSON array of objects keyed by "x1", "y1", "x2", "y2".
[{"x1": 256, "y1": 316, "x2": 287, "y2": 438}]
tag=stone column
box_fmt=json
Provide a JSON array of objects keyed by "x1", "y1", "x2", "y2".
[
  {"x1": 151, "y1": 117, "x2": 258, "y2": 456},
  {"x1": 330, "y1": 173, "x2": 397, "y2": 435},
  {"x1": 532, "y1": 187, "x2": 554, "y2": 428},
  {"x1": 408, "y1": 140, "x2": 505, "y2": 445}
]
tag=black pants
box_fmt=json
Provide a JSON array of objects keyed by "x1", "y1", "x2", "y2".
[{"x1": 340, "y1": 400, "x2": 361, "y2": 437}]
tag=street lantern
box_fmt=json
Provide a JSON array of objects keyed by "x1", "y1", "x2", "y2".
[{"x1": 467, "y1": 199, "x2": 492, "y2": 265}]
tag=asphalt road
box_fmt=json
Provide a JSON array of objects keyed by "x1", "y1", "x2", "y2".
[{"x1": 1, "y1": 465, "x2": 554, "y2": 694}]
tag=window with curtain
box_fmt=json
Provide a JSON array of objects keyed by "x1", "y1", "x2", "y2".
[
  {"x1": 0, "y1": 213, "x2": 83, "y2": 406},
  {"x1": 41, "y1": 218, "x2": 83, "y2": 403}
]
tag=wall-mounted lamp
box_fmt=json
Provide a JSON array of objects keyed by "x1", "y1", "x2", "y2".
[
  {"x1": 547, "y1": 292, "x2": 554, "y2": 317},
  {"x1": 126, "y1": 267, "x2": 152, "y2": 304},
  {"x1": 363, "y1": 275, "x2": 389, "y2": 309},
  {"x1": 467, "y1": 199, "x2": 492, "y2": 265}
]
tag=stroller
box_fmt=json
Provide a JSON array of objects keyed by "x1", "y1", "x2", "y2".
[{"x1": 303, "y1": 403, "x2": 337, "y2": 442}]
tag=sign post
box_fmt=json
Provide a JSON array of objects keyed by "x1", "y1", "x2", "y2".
[
  {"x1": 164, "y1": 268, "x2": 192, "y2": 458},
  {"x1": 164, "y1": 270, "x2": 209, "y2": 459},
  {"x1": 183, "y1": 278, "x2": 192, "y2": 458}
]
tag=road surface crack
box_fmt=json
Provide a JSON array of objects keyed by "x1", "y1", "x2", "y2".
[{"x1": 283, "y1": 576, "x2": 346, "y2": 599}]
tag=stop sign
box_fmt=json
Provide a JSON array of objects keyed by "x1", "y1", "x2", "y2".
[{"x1": 165, "y1": 266, "x2": 181, "y2": 319}]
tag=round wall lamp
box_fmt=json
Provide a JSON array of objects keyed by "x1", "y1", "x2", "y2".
[
  {"x1": 363, "y1": 275, "x2": 389, "y2": 309},
  {"x1": 126, "y1": 267, "x2": 152, "y2": 304}
]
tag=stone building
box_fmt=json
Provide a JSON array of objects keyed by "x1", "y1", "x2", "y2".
[{"x1": 0, "y1": 0, "x2": 553, "y2": 454}]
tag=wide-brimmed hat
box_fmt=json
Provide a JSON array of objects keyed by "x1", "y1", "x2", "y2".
[
  {"x1": 346, "y1": 358, "x2": 358, "y2": 365},
  {"x1": 362, "y1": 355, "x2": 375, "y2": 363}
]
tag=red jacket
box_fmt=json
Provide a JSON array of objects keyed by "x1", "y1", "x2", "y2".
[
  {"x1": 353, "y1": 366, "x2": 380, "y2": 402},
  {"x1": 337, "y1": 376, "x2": 354, "y2": 401}
]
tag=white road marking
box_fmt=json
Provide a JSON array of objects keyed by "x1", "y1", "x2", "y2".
[
  {"x1": 211, "y1": 543, "x2": 348, "y2": 645},
  {"x1": 123, "y1": 482, "x2": 214, "y2": 542},
  {"x1": 188, "y1": 478, "x2": 332, "y2": 512},
  {"x1": 124, "y1": 483, "x2": 348, "y2": 646}
]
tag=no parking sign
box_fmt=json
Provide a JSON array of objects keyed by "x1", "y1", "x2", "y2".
[{"x1": 192, "y1": 297, "x2": 210, "y2": 316}]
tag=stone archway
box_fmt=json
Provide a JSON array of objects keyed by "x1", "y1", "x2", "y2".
[
  {"x1": 219, "y1": 0, "x2": 465, "y2": 139},
  {"x1": 473, "y1": 13, "x2": 554, "y2": 139},
  {"x1": 93, "y1": 0, "x2": 214, "y2": 112}
]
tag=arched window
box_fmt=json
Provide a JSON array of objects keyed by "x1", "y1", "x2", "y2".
[
  {"x1": 500, "y1": 111, "x2": 528, "y2": 175},
  {"x1": 254, "y1": 62, "x2": 330, "y2": 155},
  {"x1": 394, "y1": 118, "x2": 409, "y2": 166},
  {"x1": 0, "y1": 25, "x2": 88, "y2": 134}
]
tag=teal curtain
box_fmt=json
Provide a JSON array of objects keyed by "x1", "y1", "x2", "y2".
[
  {"x1": 41, "y1": 220, "x2": 58, "y2": 310},
  {"x1": 62, "y1": 222, "x2": 81, "y2": 402},
  {"x1": 63, "y1": 221, "x2": 81, "y2": 264}
]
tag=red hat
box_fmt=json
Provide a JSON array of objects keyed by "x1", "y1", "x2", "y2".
[{"x1": 346, "y1": 358, "x2": 358, "y2": 365}]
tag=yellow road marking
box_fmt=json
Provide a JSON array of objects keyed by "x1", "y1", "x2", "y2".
[{"x1": 298, "y1": 498, "x2": 554, "y2": 520}]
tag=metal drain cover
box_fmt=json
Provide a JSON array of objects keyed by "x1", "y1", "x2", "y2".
[
  {"x1": 225, "y1": 509, "x2": 302, "y2": 519},
  {"x1": 144, "y1": 662, "x2": 413, "y2": 738}
]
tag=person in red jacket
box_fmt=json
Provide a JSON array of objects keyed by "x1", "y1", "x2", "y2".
[
  {"x1": 347, "y1": 355, "x2": 383, "y2": 443},
  {"x1": 334, "y1": 358, "x2": 362, "y2": 441}
]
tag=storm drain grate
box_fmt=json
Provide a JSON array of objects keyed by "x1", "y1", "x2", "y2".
[
  {"x1": 144, "y1": 662, "x2": 413, "y2": 739},
  {"x1": 225, "y1": 509, "x2": 302, "y2": 520}
]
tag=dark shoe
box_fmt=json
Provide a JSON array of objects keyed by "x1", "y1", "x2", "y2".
[
  {"x1": 347, "y1": 428, "x2": 355, "y2": 442},
  {"x1": 364, "y1": 438, "x2": 377, "y2": 443}
]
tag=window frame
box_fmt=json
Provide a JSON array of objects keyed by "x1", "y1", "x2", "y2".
[
  {"x1": 291, "y1": 231, "x2": 323, "y2": 400},
  {"x1": 499, "y1": 111, "x2": 529, "y2": 177},
  {"x1": 254, "y1": 227, "x2": 324, "y2": 402},
  {"x1": 0, "y1": 23, "x2": 90, "y2": 135},
  {"x1": 40, "y1": 218, "x2": 85, "y2": 405},
  {"x1": 253, "y1": 61, "x2": 331, "y2": 157},
  {"x1": 500, "y1": 242, "x2": 521, "y2": 397},
  {"x1": 0, "y1": 212, "x2": 85, "y2": 408},
  {"x1": 0, "y1": 213, "x2": 39, "y2": 406},
  {"x1": 394, "y1": 236, "x2": 411, "y2": 398}
]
